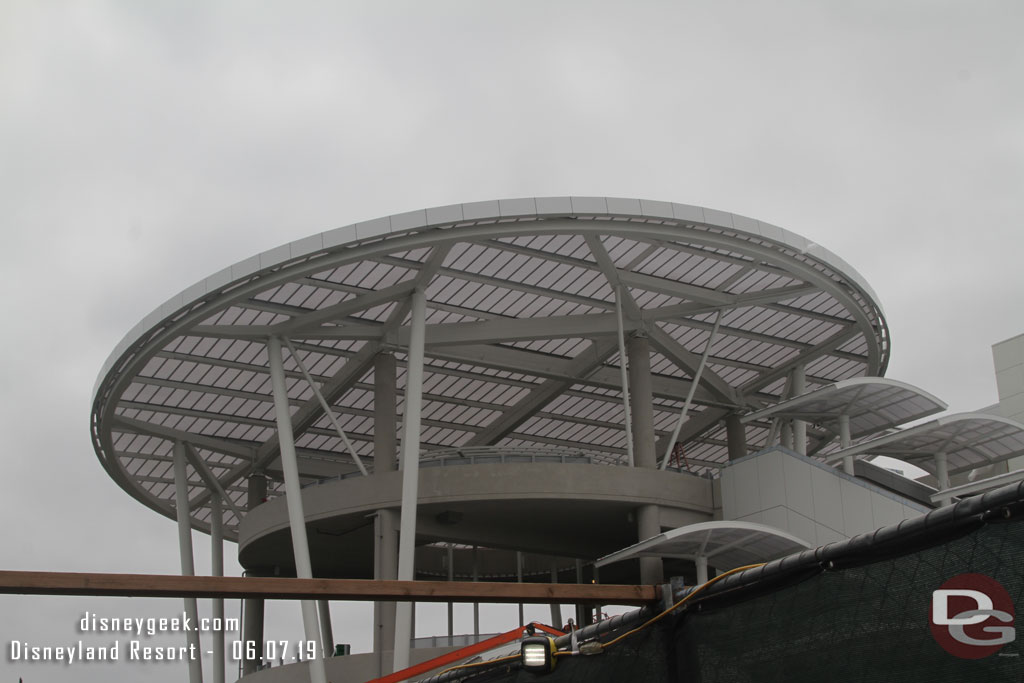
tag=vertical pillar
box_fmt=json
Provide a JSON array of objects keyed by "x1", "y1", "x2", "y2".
[
  {"x1": 791, "y1": 366, "x2": 807, "y2": 456},
  {"x1": 935, "y1": 452, "x2": 952, "y2": 507},
  {"x1": 695, "y1": 556, "x2": 709, "y2": 585},
  {"x1": 780, "y1": 421, "x2": 794, "y2": 450},
  {"x1": 627, "y1": 334, "x2": 657, "y2": 470},
  {"x1": 447, "y1": 545, "x2": 455, "y2": 640},
  {"x1": 549, "y1": 562, "x2": 561, "y2": 629},
  {"x1": 472, "y1": 546, "x2": 480, "y2": 641},
  {"x1": 318, "y1": 601, "x2": 334, "y2": 659},
  {"x1": 373, "y1": 509, "x2": 398, "y2": 676},
  {"x1": 210, "y1": 494, "x2": 225, "y2": 683},
  {"x1": 393, "y1": 289, "x2": 427, "y2": 672},
  {"x1": 374, "y1": 351, "x2": 398, "y2": 473},
  {"x1": 516, "y1": 551, "x2": 524, "y2": 627},
  {"x1": 267, "y1": 336, "x2": 328, "y2": 683},
  {"x1": 627, "y1": 333, "x2": 663, "y2": 585},
  {"x1": 726, "y1": 414, "x2": 747, "y2": 461},
  {"x1": 373, "y1": 350, "x2": 398, "y2": 675},
  {"x1": 614, "y1": 286, "x2": 635, "y2": 467},
  {"x1": 242, "y1": 474, "x2": 266, "y2": 677},
  {"x1": 172, "y1": 441, "x2": 204, "y2": 683},
  {"x1": 574, "y1": 560, "x2": 584, "y2": 627},
  {"x1": 839, "y1": 414, "x2": 854, "y2": 475}
]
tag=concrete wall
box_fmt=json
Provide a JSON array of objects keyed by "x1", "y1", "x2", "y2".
[
  {"x1": 994, "y1": 333, "x2": 1024, "y2": 471},
  {"x1": 239, "y1": 463, "x2": 714, "y2": 566},
  {"x1": 720, "y1": 447, "x2": 929, "y2": 546}
]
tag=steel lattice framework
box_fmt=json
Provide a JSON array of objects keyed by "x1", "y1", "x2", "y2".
[{"x1": 91, "y1": 197, "x2": 890, "y2": 540}]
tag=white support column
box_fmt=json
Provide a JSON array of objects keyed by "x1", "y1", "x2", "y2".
[
  {"x1": 791, "y1": 365, "x2": 807, "y2": 456},
  {"x1": 695, "y1": 556, "x2": 709, "y2": 585},
  {"x1": 210, "y1": 494, "x2": 225, "y2": 683},
  {"x1": 373, "y1": 509, "x2": 398, "y2": 677},
  {"x1": 392, "y1": 288, "x2": 427, "y2": 673},
  {"x1": 267, "y1": 337, "x2": 328, "y2": 683},
  {"x1": 627, "y1": 333, "x2": 663, "y2": 586},
  {"x1": 173, "y1": 441, "x2": 204, "y2": 683},
  {"x1": 935, "y1": 451, "x2": 952, "y2": 507},
  {"x1": 373, "y1": 351, "x2": 398, "y2": 677},
  {"x1": 839, "y1": 414, "x2": 854, "y2": 475},
  {"x1": 614, "y1": 286, "x2": 635, "y2": 467},
  {"x1": 318, "y1": 601, "x2": 334, "y2": 658}
]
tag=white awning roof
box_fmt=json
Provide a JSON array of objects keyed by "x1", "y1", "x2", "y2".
[
  {"x1": 594, "y1": 520, "x2": 812, "y2": 571},
  {"x1": 824, "y1": 413, "x2": 1024, "y2": 478},
  {"x1": 740, "y1": 377, "x2": 946, "y2": 439}
]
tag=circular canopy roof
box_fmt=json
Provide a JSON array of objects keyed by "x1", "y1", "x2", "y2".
[{"x1": 91, "y1": 197, "x2": 889, "y2": 537}]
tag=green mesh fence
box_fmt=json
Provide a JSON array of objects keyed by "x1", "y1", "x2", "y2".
[
  {"x1": 674, "y1": 518, "x2": 1023, "y2": 683},
  {"x1": 448, "y1": 486, "x2": 1024, "y2": 683}
]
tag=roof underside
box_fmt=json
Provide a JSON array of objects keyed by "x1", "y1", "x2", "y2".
[{"x1": 91, "y1": 198, "x2": 890, "y2": 538}]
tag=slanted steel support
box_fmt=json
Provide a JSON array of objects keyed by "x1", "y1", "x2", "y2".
[
  {"x1": 393, "y1": 288, "x2": 427, "y2": 672},
  {"x1": 284, "y1": 337, "x2": 368, "y2": 476},
  {"x1": 615, "y1": 286, "x2": 636, "y2": 467},
  {"x1": 660, "y1": 310, "x2": 723, "y2": 469},
  {"x1": 267, "y1": 336, "x2": 328, "y2": 683},
  {"x1": 172, "y1": 441, "x2": 204, "y2": 683}
]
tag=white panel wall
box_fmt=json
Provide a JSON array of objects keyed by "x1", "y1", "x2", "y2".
[
  {"x1": 720, "y1": 446, "x2": 929, "y2": 546},
  {"x1": 994, "y1": 333, "x2": 1024, "y2": 472}
]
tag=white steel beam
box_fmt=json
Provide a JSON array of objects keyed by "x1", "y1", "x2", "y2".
[
  {"x1": 393, "y1": 288, "x2": 427, "y2": 672},
  {"x1": 210, "y1": 493, "x2": 225, "y2": 683},
  {"x1": 172, "y1": 441, "x2": 204, "y2": 683},
  {"x1": 266, "y1": 336, "x2": 328, "y2": 683},
  {"x1": 283, "y1": 338, "x2": 368, "y2": 476},
  {"x1": 660, "y1": 310, "x2": 724, "y2": 469}
]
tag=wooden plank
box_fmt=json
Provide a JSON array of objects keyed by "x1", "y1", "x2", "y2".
[{"x1": 0, "y1": 571, "x2": 658, "y2": 605}]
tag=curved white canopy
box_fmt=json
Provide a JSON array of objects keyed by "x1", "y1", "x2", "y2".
[
  {"x1": 90, "y1": 197, "x2": 889, "y2": 536},
  {"x1": 594, "y1": 520, "x2": 812, "y2": 571},
  {"x1": 740, "y1": 377, "x2": 946, "y2": 440},
  {"x1": 824, "y1": 412, "x2": 1024, "y2": 478}
]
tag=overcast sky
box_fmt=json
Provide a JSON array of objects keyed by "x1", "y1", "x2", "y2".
[{"x1": 2, "y1": 2, "x2": 1022, "y2": 681}]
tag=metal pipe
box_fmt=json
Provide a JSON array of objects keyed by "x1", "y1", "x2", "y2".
[
  {"x1": 267, "y1": 336, "x2": 328, "y2": 683},
  {"x1": 284, "y1": 337, "x2": 368, "y2": 476},
  {"x1": 660, "y1": 310, "x2": 723, "y2": 469}
]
